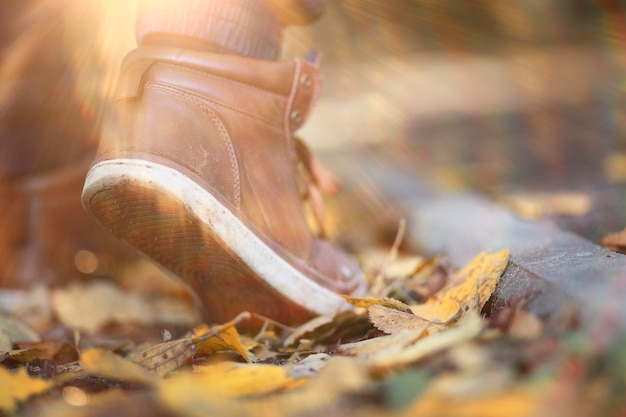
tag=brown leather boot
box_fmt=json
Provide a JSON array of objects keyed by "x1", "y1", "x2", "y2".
[{"x1": 82, "y1": 46, "x2": 367, "y2": 326}]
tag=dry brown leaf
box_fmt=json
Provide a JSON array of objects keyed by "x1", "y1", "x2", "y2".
[
  {"x1": 0, "y1": 366, "x2": 52, "y2": 413},
  {"x1": 15, "y1": 341, "x2": 77, "y2": 363},
  {"x1": 131, "y1": 338, "x2": 196, "y2": 377},
  {"x1": 368, "y1": 312, "x2": 484, "y2": 372},
  {"x1": 337, "y1": 327, "x2": 426, "y2": 359},
  {"x1": 368, "y1": 304, "x2": 430, "y2": 335},
  {"x1": 80, "y1": 348, "x2": 155, "y2": 385},
  {"x1": 412, "y1": 250, "x2": 509, "y2": 322},
  {"x1": 5, "y1": 348, "x2": 48, "y2": 363},
  {"x1": 283, "y1": 311, "x2": 370, "y2": 349},
  {"x1": 283, "y1": 315, "x2": 335, "y2": 347},
  {"x1": 52, "y1": 281, "x2": 199, "y2": 332}
]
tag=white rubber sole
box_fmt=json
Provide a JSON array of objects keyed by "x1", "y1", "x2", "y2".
[{"x1": 83, "y1": 158, "x2": 355, "y2": 318}]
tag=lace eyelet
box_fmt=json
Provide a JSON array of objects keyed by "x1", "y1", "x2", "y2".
[{"x1": 290, "y1": 110, "x2": 303, "y2": 124}]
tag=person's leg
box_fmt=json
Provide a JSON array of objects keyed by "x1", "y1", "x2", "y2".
[
  {"x1": 0, "y1": 0, "x2": 136, "y2": 288},
  {"x1": 82, "y1": 0, "x2": 367, "y2": 327}
]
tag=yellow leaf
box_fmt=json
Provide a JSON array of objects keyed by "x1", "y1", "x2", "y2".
[
  {"x1": 501, "y1": 191, "x2": 591, "y2": 220},
  {"x1": 157, "y1": 361, "x2": 305, "y2": 413},
  {"x1": 384, "y1": 256, "x2": 427, "y2": 278},
  {"x1": 402, "y1": 382, "x2": 549, "y2": 417},
  {"x1": 80, "y1": 348, "x2": 155, "y2": 385},
  {"x1": 412, "y1": 250, "x2": 509, "y2": 322},
  {"x1": 411, "y1": 299, "x2": 460, "y2": 324},
  {"x1": 0, "y1": 366, "x2": 52, "y2": 413},
  {"x1": 341, "y1": 295, "x2": 412, "y2": 313},
  {"x1": 191, "y1": 313, "x2": 251, "y2": 362}
]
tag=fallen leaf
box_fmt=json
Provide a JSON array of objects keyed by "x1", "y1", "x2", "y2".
[
  {"x1": 52, "y1": 281, "x2": 199, "y2": 333},
  {"x1": 5, "y1": 348, "x2": 48, "y2": 363},
  {"x1": 191, "y1": 313, "x2": 251, "y2": 362},
  {"x1": 508, "y1": 310, "x2": 543, "y2": 340},
  {"x1": 283, "y1": 311, "x2": 371, "y2": 349},
  {"x1": 276, "y1": 356, "x2": 372, "y2": 412},
  {"x1": 412, "y1": 250, "x2": 510, "y2": 322},
  {"x1": 283, "y1": 315, "x2": 335, "y2": 347},
  {"x1": 384, "y1": 256, "x2": 427, "y2": 278},
  {"x1": 601, "y1": 227, "x2": 626, "y2": 253},
  {"x1": 604, "y1": 152, "x2": 626, "y2": 183},
  {"x1": 368, "y1": 312, "x2": 484, "y2": 372},
  {"x1": 395, "y1": 256, "x2": 450, "y2": 302},
  {"x1": 402, "y1": 381, "x2": 549, "y2": 417},
  {"x1": 0, "y1": 285, "x2": 52, "y2": 332},
  {"x1": 79, "y1": 348, "x2": 155, "y2": 385},
  {"x1": 411, "y1": 299, "x2": 461, "y2": 325},
  {"x1": 340, "y1": 311, "x2": 483, "y2": 374},
  {"x1": 500, "y1": 192, "x2": 591, "y2": 220},
  {"x1": 157, "y1": 361, "x2": 304, "y2": 414},
  {"x1": 368, "y1": 304, "x2": 430, "y2": 334},
  {"x1": 337, "y1": 327, "x2": 426, "y2": 359},
  {"x1": 0, "y1": 312, "x2": 41, "y2": 351},
  {"x1": 157, "y1": 357, "x2": 371, "y2": 417},
  {"x1": 131, "y1": 338, "x2": 196, "y2": 377},
  {"x1": 341, "y1": 295, "x2": 412, "y2": 313},
  {"x1": 0, "y1": 366, "x2": 52, "y2": 413},
  {"x1": 288, "y1": 353, "x2": 331, "y2": 378},
  {"x1": 15, "y1": 341, "x2": 78, "y2": 363}
]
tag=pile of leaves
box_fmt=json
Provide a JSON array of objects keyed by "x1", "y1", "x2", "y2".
[{"x1": 1, "y1": 245, "x2": 623, "y2": 416}]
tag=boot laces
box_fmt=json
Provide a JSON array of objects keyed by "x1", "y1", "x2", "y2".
[{"x1": 294, "y1": 136, "x2": 340, "y2": 237}]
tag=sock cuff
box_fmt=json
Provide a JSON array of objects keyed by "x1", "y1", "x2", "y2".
[{"x1": 136, "y1": 0, "x2": 284, "y2": 60}]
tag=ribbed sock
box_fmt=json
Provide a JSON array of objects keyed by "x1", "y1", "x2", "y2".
[{"x1": 136, "y1": 0, "x2": 284, "y2": 60}]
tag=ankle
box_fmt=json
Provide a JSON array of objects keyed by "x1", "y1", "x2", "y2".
[{"x1": 136, "y1": 0, "x2": 284, "y2": 60}]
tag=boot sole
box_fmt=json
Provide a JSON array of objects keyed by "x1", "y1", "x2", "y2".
[{"x1": 82, "y1": 157, "x2": 353, "y2": 325}]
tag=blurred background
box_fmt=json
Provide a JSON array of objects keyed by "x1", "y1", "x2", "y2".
[
  {"x1": 284, "y1": 0, "x2": 626, "y2": 247},
  {"x1": 1, "y1": 0, "x2": 625, "y2": 286}
]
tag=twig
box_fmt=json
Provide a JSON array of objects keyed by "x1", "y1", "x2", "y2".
[{"x1": 370, "y1": 218, "x2": 406, "y2": 297}]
